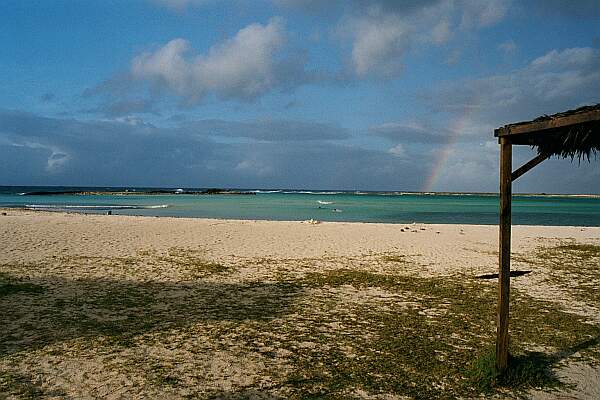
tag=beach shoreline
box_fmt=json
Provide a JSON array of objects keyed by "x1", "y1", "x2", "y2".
[
  {"x1": 3, "y1": 206, "x2": 600, "y2": 228},
  {"x1": 2, "y1": 207, "x2": 599, "y2": 261}
]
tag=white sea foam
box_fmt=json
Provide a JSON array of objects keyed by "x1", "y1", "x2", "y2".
[
  {"x1": 287, "y1": 191, "x2": 343, "y2": 195},
  {"x1": 25, "y1": 204, "x2": 169, "y2": 210},
  {"x1": 317, "y1": 200, "x2": 333, "y2": 205}
]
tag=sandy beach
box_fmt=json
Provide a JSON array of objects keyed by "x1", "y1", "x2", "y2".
[{"x1": 1, "y1": 209, "x2": 599, "y2": 399}]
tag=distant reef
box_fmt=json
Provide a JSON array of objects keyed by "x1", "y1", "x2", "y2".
[{"x1": 23, "y1": 189, "x2": 256, "y2": 196}]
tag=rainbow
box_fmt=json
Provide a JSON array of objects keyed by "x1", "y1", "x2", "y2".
[{"x1": 422, "y1": 107, "x2": 479, "y2": 192}]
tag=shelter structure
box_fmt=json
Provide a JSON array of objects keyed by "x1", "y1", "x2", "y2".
[{"x1": 493, "y1": 104, "x2": 600, "y2": 373}]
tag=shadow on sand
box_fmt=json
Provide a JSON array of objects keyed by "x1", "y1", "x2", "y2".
[{"x1": 1, "y1": 273, "x2": 303, "y2": 357}]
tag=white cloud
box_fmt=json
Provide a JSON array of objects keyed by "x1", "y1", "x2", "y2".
[
  {"x1": 416, "y1": 46, "x2": 600, "y2": 191},
  {"x1": 388, "y1": 143, "x2": 406, "y2": 157},
  {"x1": 431, "y1": 19, "x2": 452, "y2": 44},
  {"x1": 368, "y1": 45, "x2": 599, "y2": 192},
  {"x1": 235, "y1": 159, "x2": 275, "y2": 177},
  {"x1": 529, "y1": 47, "x2": 597, "y2": 71},
  {"x1": 5, "y1": 140, "x2": 70, "y2": 173},
  {"x1": 337, "y1": 0, "x2": 511, "y2": 78},
  {"x1": 132, "y1": 38, "x2": 191, "y2": 95},
  {"x1": 459, "y1": 0, "x2": 511, "y2": 29},
  {"x1": 498, "y1": 40, "x2": 517, "y2": 54},
  {"x1": 151, "y1": 0, "x2": 210, "y2": 11},
  {"x1": 131, "y1": 18, "x2": 307, "y2": 103},
  {"x1": 348, "y1": 13, "x2": 410, "y2": 77},
  {"x1": 46, "y1": 150, "x2": 70, "y2": 172},
  {"x1": 433, "y1": 47, "x2": 600, "y2": 123}
]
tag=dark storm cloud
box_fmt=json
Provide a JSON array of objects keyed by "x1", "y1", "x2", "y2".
[
  {"x1": 370, "y1": 122, "x2": 452, "y2": 144},
  {"x1": 0, "y1": 109, "x2": 423, "y2": 190},
  {"x1": 181, "y1": 119, "x2": 349, "y2": 141},
  {"x1": 84, "y1": 98, "x2": 160, "y2": 118}
]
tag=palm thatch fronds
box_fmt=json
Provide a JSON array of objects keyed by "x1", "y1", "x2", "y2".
[
  {"x1": 496, "y1": 104, "x2": 600, "y2": 162},
  {"x1": 533, "y1": 122, "x2": 600, "y2": 162}
]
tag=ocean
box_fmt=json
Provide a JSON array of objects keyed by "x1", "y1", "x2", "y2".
[{"x1": 1, "y1": 186, "x2": 599, "y2": 226}]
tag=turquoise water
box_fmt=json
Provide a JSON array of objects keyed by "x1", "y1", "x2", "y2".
[{"x1": 1, "y1": 186, "x2": 599, "y2": 226}]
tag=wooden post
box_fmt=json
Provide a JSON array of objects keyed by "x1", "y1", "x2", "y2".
[{"x1": 496, "y1": 137, "x2": 512, "y2": 373}]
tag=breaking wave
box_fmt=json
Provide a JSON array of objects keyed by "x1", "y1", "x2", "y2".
[{"x1": 24, "y1": 204, "x2": 169, "y2": 211}]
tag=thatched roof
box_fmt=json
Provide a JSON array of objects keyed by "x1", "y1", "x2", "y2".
[{"x1": 494, "y1": 104, "x2": 600, "y2": 161}]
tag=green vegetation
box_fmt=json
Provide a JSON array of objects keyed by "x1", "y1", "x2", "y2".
[
  {"x1": 275, "y1": 269, "x2": 599, "y2": 398},
  {"x1": 555, "y1": 243, "x2": 600, "y2": 257},
  {"x1": 467, "y1": 349, "x2": 561, "y2": 394},
  {"x1": 516, "y1": 241, "x2": 600, "y2": 306},
  {"x1": 0, "y1": 272, "x2": 44, "y2": 297},
  {"x1": 380, "y1": 254, "x2": 409, "y2": 263},
  {"x1": 149, "y1": 362, "x2": 181, "y2": 387},
  {"x1": 157, "y1": 247, "x2": 230, "y2": 276},
  {"x1": 1, "y1": 245, "x2": 599, "y2": 398},
  {"x1": 0, "y1": 371, "x2": 54, "y2": 399}
]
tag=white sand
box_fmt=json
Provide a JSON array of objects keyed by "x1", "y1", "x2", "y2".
[
  {"x1": 1, "y1": 209, "x2": 599, "y2": 399},
  {"x1": 2, "y1": 209, "x2": 597, "y2": 270}
]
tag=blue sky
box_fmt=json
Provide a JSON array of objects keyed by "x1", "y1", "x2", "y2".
[{"x1": 1, "y1": 0, "x2": 599, "y2": 192}]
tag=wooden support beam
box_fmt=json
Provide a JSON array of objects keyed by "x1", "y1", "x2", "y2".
[
  {"x1": 496, "y1": 137, "x2": 512, "y2": 373},
  {"x1": 511, "y1": 153, "x2": 549, "y2": 182}
]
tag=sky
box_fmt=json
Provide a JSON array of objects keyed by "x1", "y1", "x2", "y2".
[{"x1": 1, "y1": 0, "x2": 599, "y2": 193}]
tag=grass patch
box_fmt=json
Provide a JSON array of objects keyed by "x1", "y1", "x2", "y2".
[
  {"x1": 149, "y1": 363, "x2": 181, "y2": 387},
  {"x1": 0, "y1": 270, "x2": 302, "y2": 356},
  {"x1": 0, "y1": 370, "x2": 67, "y2": 399},
  {"x1": 467, "y1": 349, "x2": 561, "y2": 394},
  {"x1": 303, "y1": 269, "x2": 399, "y2": 288},
  {"x1": 157, "y1": 248, "x2": 231, "y2": 277},
  {"x1": 92, "y1": 286, "x2": 156, "y2": 310},
  {"x1": 515, "y1": 241, "x2": 600, "y2": 306},
  {"x1": 52, "y1": 250, "x2": 231, "y2": 279},
  {"x1": 0, "y1": 273, "x2": 44, "y2": 297},
  {"x1": 381, "y1": 254, "x2": 409, "y2": 263},
  {"x1": 1, "y1": 253, "x2": 599, "y2": 398},
  {"x1": 555, "y1": 243, "x2": 600, "y2": 258},
  {"x1": 273, "y1": 269, "x2": 600, "y2": 398}
]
